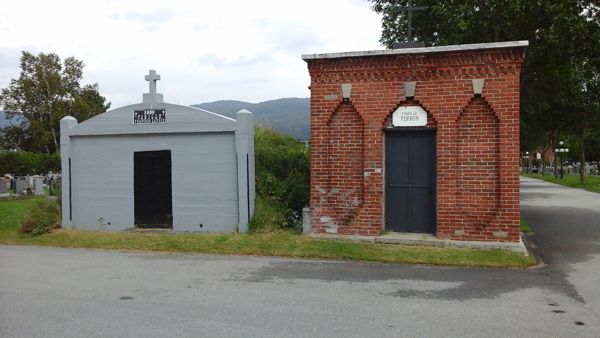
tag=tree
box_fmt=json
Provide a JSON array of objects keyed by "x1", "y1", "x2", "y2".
[
  {"x1": 585, "y1": 129, "x2": 600, "y2": 174},
  {"x1": 0, "y1": 51, "x2": 110, "y2": 154},
  {"x1": 567, "y1": 49, "x2": 600, "y2": 182},
  {"x1": 369, "y1": 0, "x2": 600, "y2": 182}
]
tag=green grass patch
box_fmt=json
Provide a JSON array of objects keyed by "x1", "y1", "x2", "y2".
[
  {"x1": 520, "y1": 217, "x2": 533, "y2": 233},
  {"x1": 0, "y1": 197, "x2": 41, "y2": 237},
  {"x1": 522, "y1": 173, "x2": 600, "y2": 193},
  {"x1": 0, "y1": 198, "x2": 535, "y2": 268}
]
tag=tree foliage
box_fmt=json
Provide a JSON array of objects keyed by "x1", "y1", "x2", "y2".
[
  {"x1": 0, "y1": 151, "x2": 60, "y2": 176},
  {"x1": 370, "y1": 0, "x2": 600, "y2": 181},
  {"x1": 0, "y1": 51, "x2": 110, "y2": 154}
]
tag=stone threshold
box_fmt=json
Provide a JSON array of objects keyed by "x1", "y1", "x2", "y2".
[{"x1": 309, "y1": 232, "x2": 529, "y2": 255}]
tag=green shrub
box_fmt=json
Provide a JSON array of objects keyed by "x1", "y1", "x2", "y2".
[
  {"x1": 19, "y1": 198, "x2": 61, "y2": 236},
  {"x1": 250, "y1": 195, "x2": 288, "y2": 233},
  {"x1": 0, "y1": 151, "x2": 60, "y2": 175},
  {"x1": 254, "y1": 127, "x2": 309, "y2": 229}
]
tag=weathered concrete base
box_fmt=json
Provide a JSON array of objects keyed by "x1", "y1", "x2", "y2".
[
  {"x1": 302, "y1": 207, "x2": 311, "y2": 234},
  {"x1": 309, "y1": 232, "x2": 529, "y2": 255}
]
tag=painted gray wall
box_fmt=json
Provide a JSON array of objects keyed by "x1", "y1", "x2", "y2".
[
  {"x1": 67, "y1": 133, "x2": 237, "y2": 232},
  {"x1": 61, "y1": 102, "x2": 254, "y2": 233}
]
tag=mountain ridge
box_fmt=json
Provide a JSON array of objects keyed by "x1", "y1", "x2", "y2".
[
  {"x1": 0, "y1": 98, "x2": 312, "y2": 140},
  {"x1": 193, "y1": 97, "x2": 310, "y2": 140}
]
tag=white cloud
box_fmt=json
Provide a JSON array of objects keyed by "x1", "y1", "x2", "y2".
[
  {"x1": 121, "y1": 8, "x2": 181, "y2": 23},
  {"x1": 0, "y1": 0, "x2": 383, "y2": 107}
]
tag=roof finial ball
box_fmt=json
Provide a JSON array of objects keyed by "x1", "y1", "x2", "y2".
[{"x1": 143, "y1": 69, "x2": 164, "y2": 104}]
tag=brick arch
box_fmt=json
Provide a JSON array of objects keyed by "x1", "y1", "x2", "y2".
[
  {"x1": 326, "y1": 99, "x2": 367, "y2": 125},
  {"x1": 457, "y1": 97, "x2": 500, "y2": 228},
  {"x1": 326, "y1": 101, "x2": 365, "y2": 228}
]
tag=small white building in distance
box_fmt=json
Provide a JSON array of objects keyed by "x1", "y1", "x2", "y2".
[{"x1": 60, "y1": 70, "x2": 255, "y2": 232}]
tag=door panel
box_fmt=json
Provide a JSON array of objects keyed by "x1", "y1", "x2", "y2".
[
  {"x1": 385, "y1": 130, "x2": 436, "y2": 233},
  {"x1": 134, "y1": 150, "x2": 172, "y2": 228}
]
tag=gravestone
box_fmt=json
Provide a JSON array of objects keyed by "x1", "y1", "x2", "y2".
[
  {"x1": 15, "y1": 177, "x2": 28, "y2": 195},
  {"x1": 33, "y1": 177, "x2": 44, "y2": 195},
  {"x1": 0, "y1": 178, "x2": 8, "y2": 194}
]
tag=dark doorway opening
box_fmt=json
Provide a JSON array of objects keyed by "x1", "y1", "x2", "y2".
[
  {"x1": 385, "y1": 129, "x2": 436, "y2": 234},
  {"x1": 134, "y1": 150, "x2": 173, "y2": 228}
]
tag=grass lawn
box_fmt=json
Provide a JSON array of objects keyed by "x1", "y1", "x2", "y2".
[
  {"x1": 0, "y1": 197, "x2": 40, "y2": 237},
  {"x1": 0, "y1": 198, "x2": 535, "y2": 268},
  {"x1": 522, "y1": 173, "x2": 600, "y2": 193}
]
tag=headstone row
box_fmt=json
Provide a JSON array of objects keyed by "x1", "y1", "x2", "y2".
[{"x1": 0, "y1": 173, "x2": 60, "y2": 197}]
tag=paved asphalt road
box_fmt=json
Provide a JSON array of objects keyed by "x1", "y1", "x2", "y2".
[{"x1": 1, "y1": 176, "x2": 600, "y2": 337}]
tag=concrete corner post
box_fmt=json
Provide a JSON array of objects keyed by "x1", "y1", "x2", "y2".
[
  {"x1": 235, "y1": 109, "x2": 255, "y2": 233},
  {"x1": 60, "y1": 116, "x2": 78, "y2": 229},
  {"x1": 302, "y1": 207, "x2": 311, "y2": 234}
]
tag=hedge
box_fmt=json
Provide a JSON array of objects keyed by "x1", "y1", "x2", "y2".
[{"x1": 0, "y1": 151, "x2": 61, "y2": 176}]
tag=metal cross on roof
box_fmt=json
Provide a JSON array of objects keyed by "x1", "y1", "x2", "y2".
[
  {"x1": 145, "y1": 70, "x2": 161, "y2": 93},
  {"x1": 395, "y1": 0, "x2": 427, "y2": 44}
]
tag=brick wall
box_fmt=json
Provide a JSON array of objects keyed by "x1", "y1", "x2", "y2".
[
  {"x1": 326, "y1": 102, "x2": 364, "y2": 233},
  {"x1": 305, "y1": 46, "x2": 525, "y2": 242}
]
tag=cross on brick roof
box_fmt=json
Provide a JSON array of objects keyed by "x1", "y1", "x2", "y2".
[{"x1": 396, "y1": 0, "x2": 427, "y2": 43}]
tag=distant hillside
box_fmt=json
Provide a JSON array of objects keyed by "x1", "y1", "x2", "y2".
[{"x1": 193, "y1": 98, "x2": 310, "y2": 140}]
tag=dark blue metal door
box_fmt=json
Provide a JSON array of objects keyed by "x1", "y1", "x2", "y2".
[{"x1": 385, "y1": 130, "x2": 436, "y2": 233}]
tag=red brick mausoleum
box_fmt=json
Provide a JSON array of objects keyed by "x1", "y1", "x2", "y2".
[{"x1": 302, "y1": 41, "x2": 528, "y2": 243}]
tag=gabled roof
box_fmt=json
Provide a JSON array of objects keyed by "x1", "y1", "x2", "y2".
[
  {"x1": 68, "y1": 102, "x2": 237, "y2": 136},
  {"x1": 66, "y1": 70, "x2": 238, "y2": 137}
]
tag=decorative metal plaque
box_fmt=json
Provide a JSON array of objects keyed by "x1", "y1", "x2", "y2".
[{"x1": 133, "y1": 109, "x2": 166, "y2": 124}]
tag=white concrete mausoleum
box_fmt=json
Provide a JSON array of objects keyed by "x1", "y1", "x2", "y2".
[{"x1": 60, "y1": 70, "x2": 255, "y2": 232}]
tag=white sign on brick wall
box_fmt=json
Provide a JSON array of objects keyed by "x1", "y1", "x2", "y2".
[{"x1": 392, "y1": 106, "x2": 427, "y2": 127}]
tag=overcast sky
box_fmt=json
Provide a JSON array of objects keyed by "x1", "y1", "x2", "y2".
[{"x1": 0, "y1": 0, "x2": 383, "y2": 108}]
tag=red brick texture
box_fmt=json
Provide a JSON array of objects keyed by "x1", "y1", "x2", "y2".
[
  {"x1": 305, "y1": 46, "x2": 526, "y2": 242},
  {"x1": 327, "y1": 102, "x2": 365, "y2": 229}
]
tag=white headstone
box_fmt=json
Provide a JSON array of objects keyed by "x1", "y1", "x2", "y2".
[
  {"x1": 15, "y1": 177, "x2": 28, "y2": 195},
  {"x1": 33, "y1": 177, "x2": 44, "y2": 195}
]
